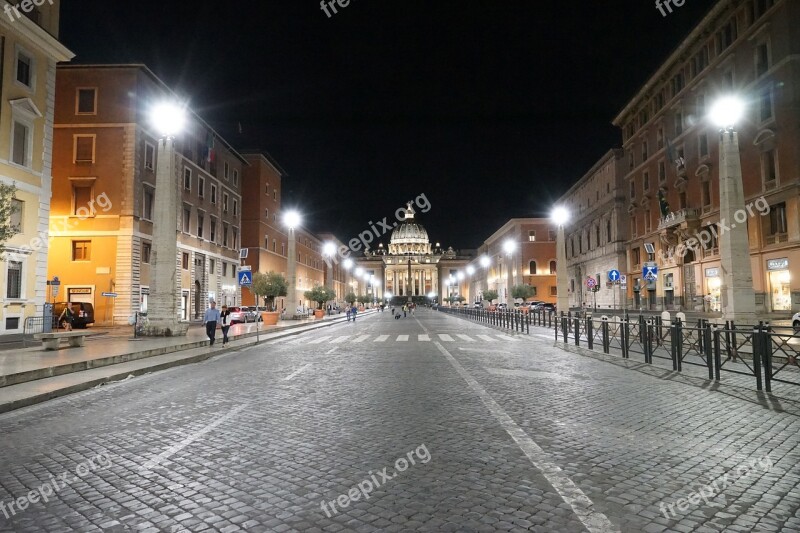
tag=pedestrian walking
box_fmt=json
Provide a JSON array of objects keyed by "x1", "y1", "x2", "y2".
[
  {"x1": 58, "y1": 302, "x2": 74, "y2": 331},
  {"x1": 220, "y1": 304, "x2": 231, "y2": 346},
  {"x1": 411, "y1": 303, "x2": 415, "y2": 316},
  {"x1": 352, "y1": 305, "x2": 358, "y2": 322},
  {"x1": 203, "y1": 300, "x2": 221, "y2": 346},
  {"x1": 346, "y1": 306, "x2": 352, "y2": 321},
  {"x1": 402, "y1": 304, "x2": 407, "y2": 318}
]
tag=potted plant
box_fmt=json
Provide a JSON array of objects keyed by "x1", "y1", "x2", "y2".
[
  {"x1": 252, "y1": 271, "x2": 287, "y2": 326},
  {"x1": 357, "y1": 294, "x2": 372, "y2": 310},
  {"x1": 305, "y1": 285, "x2": 337, "y2": 319},
  {"x1": 511, "y1": 284, "x2": 536, "y2": 312},
  {"x1": 344, "y1": 292, "x2": 357, "y2": 307}
]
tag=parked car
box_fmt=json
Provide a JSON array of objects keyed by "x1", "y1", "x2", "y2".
[
  {"x1": 793, "y1": 312, "x2": 800, "y2": 332},
  {"x1": 52, "y1": 302, "x2": 95, "y2": 329},
  {"x1": 241, "y1": 306, "x2": 259, "y2": 322},
  {"x1": 227, "y1": 306, "x2": 251, "y2": 324}
]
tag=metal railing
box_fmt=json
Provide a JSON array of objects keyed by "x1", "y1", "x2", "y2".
[
  {"x1": 435, "y1": 306, "x2": 559, "y2": 335},
  {"x1": 552, "y1": 312, "x2": 800, "y2": 393}
]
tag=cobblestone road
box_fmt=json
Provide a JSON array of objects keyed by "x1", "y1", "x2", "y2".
[{"x1": 1, "y1": 308, "x2": 799, "y2": 532}]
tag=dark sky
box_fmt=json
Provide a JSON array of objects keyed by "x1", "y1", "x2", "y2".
[{"x1": 60, "y1": 0, "x2": 716, "y2": 249}]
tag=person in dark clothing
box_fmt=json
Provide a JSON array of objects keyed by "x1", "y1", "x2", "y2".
[
  {"x1": 203, "y1": 301, "x2": 221, "y2": 346},
  {"x1": 220, "y1": 305, "x2": 232, "y2": 346}
]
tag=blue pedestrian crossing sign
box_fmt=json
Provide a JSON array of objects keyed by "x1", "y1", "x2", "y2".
[
  {"x1": 643, "y1": 262, "x2": 658, "y2": 282},
  {"x1": 608, "y1": 269, "x2": 621, "y2": 282},
  {"x1": 237, "y1": 270, "x2": 253, "y2": 286}
]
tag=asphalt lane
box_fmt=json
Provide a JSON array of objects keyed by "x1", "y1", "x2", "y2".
[{"x1": 0, "y1": 308, "x2": 798, "y2": 532}]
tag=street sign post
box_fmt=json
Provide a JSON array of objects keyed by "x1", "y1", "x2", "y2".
[
  {"x1": 643, "y1": 262, "x2": 658, "y2": 282},
  {"x1": 608, "y1": 269, "x2": 621, "y2": 283},
  {"x1": 237, "y1": 270, "x2": 253, "y2": 286}
]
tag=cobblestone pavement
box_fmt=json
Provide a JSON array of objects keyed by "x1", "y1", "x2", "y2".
[{"x1": 1, "y1": 308, "x2": 799, "y2": 532}]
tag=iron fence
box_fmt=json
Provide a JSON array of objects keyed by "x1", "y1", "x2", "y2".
[{"x1": 435, "y1": 306, "x2": 553, "y2": 335}]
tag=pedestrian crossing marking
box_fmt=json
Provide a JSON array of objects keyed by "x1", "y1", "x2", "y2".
[
  {"x1": 397, "y1": 335, "x2": 409, "y2": 342},
  {"x1": 353, "y1": 335, "x2": 371, "y2": 343},
  {"x1": 439, "y1": 334, "x2": 454, "y2": 342},
  {"x1": 291, "y1": 332, "x2": 526, "y2": 345},
  {"x1": 457, "y1": 334, "x2": 475, "y2": 342},
  {"x1": 374, "y1": 335, "x2": 389, "y2": 342},
  {"x1": 477, "y1": 335, "x2": 495, "y2": 342},
  {"x1": 419, "y1": 334, "x2": 431, "y2": 342},
  {"x1": 308, "y1": 336, "x2": 331, "y2": 344},
  {"x1": 497, "y1": 335, "x2": 520, "y2": 342},
  {"x1": 331, "y1": 336, "x2": 350, "y2": 344}
]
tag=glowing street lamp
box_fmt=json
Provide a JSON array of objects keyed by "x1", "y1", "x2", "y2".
[
  {"x1": 284, "y1": 210, "x2": 302, "y2": 316},
  {"x1": 144, "y1": 102, "x2": 189, "y2": 336},
  {"x1": 503, "y1": 240, "x2": 517, "y2": 304},
  {"x1": 551, "y1": 205, "x2": 570, "y2": 314},
  {"x1": 709, "y1": 95, "x2": 756, "y2": 321}
]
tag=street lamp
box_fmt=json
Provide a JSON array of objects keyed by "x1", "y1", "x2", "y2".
[
  {"x1": 284, "y1": 210, "x2": 301, "y2": 317},
  {"x1": 709, "y1": 95, "x2": 756, "y2": 322},
  {"x1": 322, "y1": 241, "x2": 337, "y2": 309},
  {"x1": 551, "y1": 206, "x2": 570, "y2": 314},
  {"x1": 145, "y1": 101, "x2": 188, "y2": 336},
  {"x1": 503, "y1": 240, "x2": 516, "y2": 305}
]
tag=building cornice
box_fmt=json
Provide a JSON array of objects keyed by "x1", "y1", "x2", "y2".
[{"x1": 0, "y1": 2, "x2": 73, "y2": 62}]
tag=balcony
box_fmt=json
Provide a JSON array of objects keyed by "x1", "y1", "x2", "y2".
[{"x1": 658, "y1": 208, "x2": 700, "y2": 231}]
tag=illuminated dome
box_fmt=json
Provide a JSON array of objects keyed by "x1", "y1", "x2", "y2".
[{"x1": 389, "y1": 204, "x2": 433, "y2": 255}]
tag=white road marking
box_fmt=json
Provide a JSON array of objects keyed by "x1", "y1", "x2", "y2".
[
  {"x1": 496, "y1": 335, "x2": 520, "y2": 342},
  {"x1": 397, "y1": 335, "x2": 409, "y2": 342},
  {"x1": 477, "y1": 335, "x2": 495, "y2": 342},
  {"x1": 284, "y1": 363, "x2": 312, "y2": 380},
  {"x1": 331, "y1": 335, "x2": 351, "y2": 344},
  {"x1": 308, "y1": 336, "x2": 331, "y2": 344},
  {"x1": 374, "y1": 335, "x2": 389, "y2": 342},
  {"x1": 419, "y1": 334, "x2": 431, "y2": 342},
  {"x1": 434, "y1": 342, "x2": 619, "y2": 533},
  {"x1": 457, "y1": 334, "x2": 475, "y2": 342},
  {"x1": 139, "y1": 404, "x2": 248, "y2": 472},
  {"x1": 438, "y1": 334, "x2": 454, "y2": 342},
  {"x1": 534, "y1": 333, "x2": 552, "y2": 339},
  {"x1": 353, "y1": 334, "x2": 371, "y2": 343},
  {"x1": 325, "y1": 347, "x2": 338, "y2": 355}
]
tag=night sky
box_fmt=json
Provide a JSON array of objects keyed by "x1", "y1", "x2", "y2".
[{"x1": 60, "y1": 0, "x2": 716, "y2": 249}]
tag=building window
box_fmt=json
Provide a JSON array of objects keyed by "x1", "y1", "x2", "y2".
[
  {"x1": 679, "y1": 191, "x2": 687, "y2": 209},
  {"x1": 223, "y1": 193, "x2": 229, "y2": 213},
  {"x1": 644, "y1": 209, "x2": 651, "y2": 233},
  {"x1": 6, "y1": 261, "x2": 22, "y2": 299},
  {"x1": 209, "y1": 259, "x2": 215, "y2": 274},
  {"x1": 144, "y1": 142, "x2": 155, "y2": 170},
  {"x1": 722, "y1": 68, "x2": 734, "y2": 90},
  {"x1": 233, "y1": 169, "x2": 239, "y2": 186},
  {"x1": 606, "y1": 219, "x2": 612, "y2": 242},
  {"x1": 233, "y1": 199, "x2": 238, "y2": 216},
  {"x1": 10, "y1": 199, "x2": 23, "y2": 232},
  {"x1": 74, "y1": 135, "x2": 95, "y2": 164},
  {"x1": 198, "y1": 176, "x2": 205, "y2": 198},
  {"x1": 658, "y1": 160, "x2": 666, "y2": 183},
  {"x1": 223, "y1": 223, "x2": 229, "y2": 247},
  {"x1": 265, "y1": 183, "x2": 269, "y2": 194},
  {"x1": 717, "y1": 17, "x2": 738, "y2": 52},
  {"x1": 755, "y1": 41, "x2": 770, "y2": 78},
  {"x1": 72, "y1": 240, "x2": 91, "y2": 261},
  {"x1": 548, "y1": 230, "x2": 556, "y2": 241},
  {"x1": 528, "y1": 231, "x2": 536, "y2": 242},
  {"x1": 197, "y1": 211, "x2": 205, "y2": 238},
  {"x1": 183, "y1": 168, "x2": 191, "y2": 190},
  {"x1": 273, "y1": 190, "x2": 277, "y2": 201},
  {"x1": 142, "y1": 186, "x2": 154, "y2": 221},
  {"x1": 76, "y1": 88, "x2": 97, "y2": 114},
  {"x1": 699, "y1": 133, "x2": 709, "y2": 158},
  {"x1": 232, "y1": 227, "x2": 238, "y2": 249},
  {"x1": 529, "y1": 261, "x2": 537, "y2": 275},
  {"x1": 265, "y1": 234, "x2": 270, "y2": 248},
  {"x1": 549, "y1": 261, "x2": 557, "y2": 275},
  {"x1": 182, "y1": 252, "x2": 189, "y2": 270},
  {"x1": 674, "y1": 110, "x2": 683, "y2": 136},
  {"x1": 11, "y1": 120, "x2": 30, "y2": 167},
  {"x1": 222, "y1": 262, "x2": 228, "y2": 277},
  {"x1": 631, "y1": 247, "x2": 641, "y2": 267},
  {"x1": 550, "y1": 286, "x2": 558, "y2": 296},
  {"x1": 72, "y1": 185, "x2": 93, "y2": 216},
  {"x1": 765, "y1": 202, "x2": 787, "y2": 244},
  {"x1": 629, "y1": 180, "x2": 635, "y2": 199},
  {"x1": 265, "y1": 208, "x2": 269, "y2": 219},
  {"x1": 761, "y1": 149, "x2": 777, "y2": 187},
  {"x1": 281, "y1": 242, "x2": 286, "y2": 256},
  {"x1": 15, "y1": 48, "x2": 33, "y2": 88},
  {"x1": 702, "y1": 180, "x2": 712, "y2": 208},
  {"x1": 630, "y1": 216, "x2": 637, "y2": 237},
  {"x1": 224, "y1": 161, "x2": 230, "y2": 180},
  {"x1": 183, "y1": 206, "x2": 191, "y2": 234},
  {"x1": 210, "y1": 184, "x2": 217, "y2": 204},
  {"x1": 759, "y1": 87, "x2": 774, "y2": 122},
  {"x1": 656, "y1": 128, "x2": 664, "y2": 149},
  {"x1": 142, "y1": 242, "x2": 151, "y2": 263},
  {"x1": 642, "y1": 141, "x2": 648, "y2": 162},
  {"x1": 643, "y1": 171, "x2": 650, "y2": 192}
]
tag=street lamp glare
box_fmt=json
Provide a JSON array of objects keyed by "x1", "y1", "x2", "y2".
[
  {"x1": 457, "y1": 271, "x2": 465, "y2": 280},
  {"x1": 343, "y1": 259, "x2": 354, "y2": 270},
  {"x1": 503, "y1": 240, "x2": 516, "y2": 254},
  {"x1": 551, "y1": 206, "x2": 570, "y2": 226},
  {"x1": 466, "y1": 265, "x2": 475, "y2": 276},
  {"x1": 151, "y1": 102, "x2": 186, "y2": 138},
  {"x1": 480, "y1": 255, "x2": 491, "y2": 268},
  {"x1": 709, "y1": 96, "x2": 745, "y2": 128},
  {"x1": 323, "y1": 242, "x2": 337, "y2": 256},
  {"x1": 283, "y1": 210, "x2": 301, "y2": 229},
  {"x1": 355, "y1": 267, "x2": 364, "y2": 276}
]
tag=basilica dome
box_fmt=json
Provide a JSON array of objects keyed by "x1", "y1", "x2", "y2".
[{"x1": 389, "y1": 204, "x2": 433, "y2": 255}]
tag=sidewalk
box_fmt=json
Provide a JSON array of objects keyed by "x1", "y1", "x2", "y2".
[{"x1": 0, "y1": 311, "x2": 373, "y2": 414}]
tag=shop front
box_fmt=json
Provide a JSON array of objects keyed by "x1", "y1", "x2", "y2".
[
  {"x1": 704, "y1": 268, "x2": 721, "y2": 312},
  {"x1": 766, "y1": 258, "x2": 791, "y2": 312}
]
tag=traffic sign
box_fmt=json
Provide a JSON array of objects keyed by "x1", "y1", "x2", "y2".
[
  {"x1": 608, "y1": 269, "x2": 621, "y2": 282},
  {"x1": 237, "y1": 270, "x2": 253, "y2": 286},
  {"x1": 643, "y1": 262, "x2": 658, "y2": 282},
  {"x1": 586, "y1": 277, "x2": 598, "y2": 289},
  {"x1": 52, "y1": 285, "x2": 60, "y2": 297},
  {"x1": 51, "y1": 276, "x2": 61, "y2": 286},
  {"x1": 101, "y1": 292, "x2": 118, "y2": 297},
  {"x1": 619, "y1": 274, "x2": 627, "y2": 288}
]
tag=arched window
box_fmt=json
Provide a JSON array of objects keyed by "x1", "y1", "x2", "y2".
[
  {"x1": 529, "y1": 260, "x2": 537, "y2": 275},
  {"x1": 549, "y1": 260, "x2": 557, "y2": 274}
]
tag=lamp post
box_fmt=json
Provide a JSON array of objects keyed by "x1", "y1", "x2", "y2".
[
  {"x1": 503, "y1": 240, "x2": 516, "y2": 305},
  {"x1": 284, "y1": 210, "x2": 301, "y2": 317},
  {"x1": 480, "y1": 255, "x2": 490, "y2": 302},
  {"x1": 709, "y1": 96, "x2": 756, "y2": 323},
  {"x1": 551, "y1": 206, "x2": 570, "y2": 314},
  {"x1": 466, "y1": 265, "x2": 475, "y2": 303},
  {"x1": 145, "y1": 102, "x2": 188, "y2": 336}
]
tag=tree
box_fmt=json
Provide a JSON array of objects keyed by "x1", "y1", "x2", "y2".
[
  {"x1": 357, "y1": 294, "x2": 372, "y2": 305},
  {"x1": 251, "y1": 271, "x2": 287, "y2": 311},
  {"x1": 483, "y1": 290, "x2": 499, "y2": 303},
  {"x1": 304, "y1": 285, "x2": 336, "y2": 310},
  {"x1": 344, "y1": 291, "x2": 357, "y2": 305},
  {"x1": 0, "y1": 184, "x2": 20, "y2": 254},
  {"x1": 511, "y1": 284, "x2": 536, "y2": 301}
]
